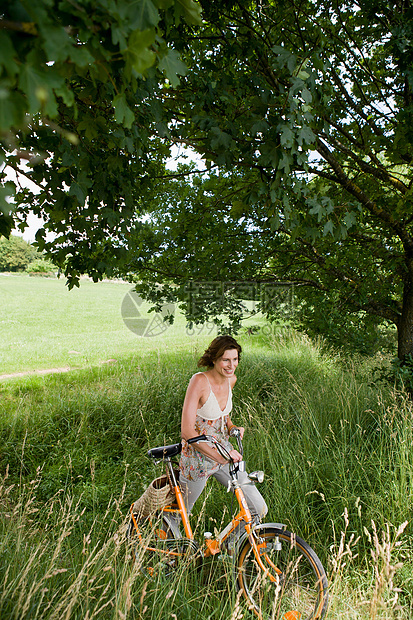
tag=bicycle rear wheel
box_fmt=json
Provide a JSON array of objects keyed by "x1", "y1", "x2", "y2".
[
  {"x1": 235, "y1": 526, "x2": 328, "y2": 620},
  {"x1": 128, "y1": 513, "x2": 179, "y2": 576},
  {"x1": 127, "y1": 513, "x2": 198, "y2": 578}
]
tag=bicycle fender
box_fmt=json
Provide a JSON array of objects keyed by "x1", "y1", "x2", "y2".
[
  {"x1": 233, "y1": 522, "x2": 287, "y2": 560},
  {"x1": 162, "y1": 514, "x2": 183, "y2": 539}
]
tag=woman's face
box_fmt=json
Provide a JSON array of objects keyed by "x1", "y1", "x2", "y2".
[{"x1": 213, "y1": 348, "x2": 239, "y2": 378}]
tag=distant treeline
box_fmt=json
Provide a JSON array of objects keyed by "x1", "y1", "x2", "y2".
[{"x1": 0, "y1": 235, "x2": 55, "y2": 274}]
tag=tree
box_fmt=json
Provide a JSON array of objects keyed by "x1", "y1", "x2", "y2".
[
  {"x1": 120, "y1": 167, "x2": 396, "y2": 355},
  {"x1": 129, "y1": 0, "x2": 413, "y2": 360},
  {"x1": 0, "y1": 234, "x2": 38, "y2": 271},
  {"x1": 0, "y1": 0, "x2": 201, "y2": 281},
  {"x1": 5, "y1": 0, "x2": 413, "y2": 361}
]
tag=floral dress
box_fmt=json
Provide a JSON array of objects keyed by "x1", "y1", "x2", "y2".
[{"x1": 180, "y1": 374, "x2": 233, "y2": 482}]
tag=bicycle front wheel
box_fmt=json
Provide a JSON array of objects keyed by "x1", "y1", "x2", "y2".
[{"x1": 235, "y1": 526, "x2": 328, "y2": 620}]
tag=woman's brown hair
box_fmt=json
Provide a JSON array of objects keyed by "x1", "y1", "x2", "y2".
[{"x1": 197, "y1": 335, "x2": 242, "y2": 368}]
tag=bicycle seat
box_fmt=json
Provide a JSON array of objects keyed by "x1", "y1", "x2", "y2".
[{"x1": 147, "y1": 442, "x2": 182, "y2": 460}]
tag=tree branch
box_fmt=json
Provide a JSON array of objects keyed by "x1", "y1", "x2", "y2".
[
  {"x1": 317, "y1": 131, "x2": 409, "y2": 194},
  {"x1": 0, "y1": 19, "x2": 37, "y2": 35},
  {"x1": 315, "y1": 137, "x2": 413, "y2": 249}
]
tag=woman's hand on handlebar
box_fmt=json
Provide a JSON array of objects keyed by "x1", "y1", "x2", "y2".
[
  {"x1": 215, "y1": 447, "x2": 243, "y2": 465},
  {"x1": 216, "y1": 450, "x2": 242, "y2": 465},
  {"x1": 187, "y1": 435, "x2": 243, "y2": 465},
  {"x1": 228, "y1": 449, "x2": 243, "y2": 463},
  {"x1": 229, "y1": 425, "x2": 245, "y2": 439}
]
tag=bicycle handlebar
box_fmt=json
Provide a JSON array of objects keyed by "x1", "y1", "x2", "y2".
[
  {"x1": 229, "y1": 427, "x2": 243, "y2": 456},
  {"x1": 187, "y1": 433, "x2": 243, "y2": 464},
  {"x1": 187, "y1": 434, "x2": 231, "y2": 460},
  {"x1": 187, "y1": 434, "x2": 208, "y2": 445},
  {"x1": 229, "y1": 427, "x2": 241, "y2": 438}
]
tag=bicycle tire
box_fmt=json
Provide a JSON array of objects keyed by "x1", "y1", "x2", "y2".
[
  {"x1": 127, "y1": 512, "x2": 199, "y2": 578},
  {"x1": 235, "y1": 526, "x2": 328, "y2": 620},
  {"x1": 128, "y1": 513, "x2": 180, "y2": 577}
]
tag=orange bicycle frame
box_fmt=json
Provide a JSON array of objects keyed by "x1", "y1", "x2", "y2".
[{"x1": 129, "y1": 435, "x2": 280, "y2": 580}]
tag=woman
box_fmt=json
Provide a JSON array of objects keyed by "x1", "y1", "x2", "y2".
[{"x1": 179, "y1": 335, "x2": 267, "y2": 541}]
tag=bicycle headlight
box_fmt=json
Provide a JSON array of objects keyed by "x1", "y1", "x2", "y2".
[{"x1": 248, "y1": 470, "x2": 264, "y2": 483}]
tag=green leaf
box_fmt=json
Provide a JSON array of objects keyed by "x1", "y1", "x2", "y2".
[
  {"x1": 0, "y1": 32, "x2": 19, "y2": 77},
  {"x1": 155, "y1": 121, "x2": 170, "y2": 137},
  {"x1": 118, "y1": 0, "x2": 160, "y2": 30},
  {"x1": 0, "y1": 183, "x2": 16, "y2": 237},
  {"x1": 297, "y1": 126, "x2": 315, "y2": 146},
  {"x1": 230, "y1": 199, "x2": 248, "y2": 217},
  {"x1": 113, "y1": 94, "x2": 135, "y2": 128},
  {"x1": 301, "y1": 87, "x2": 312, "y2": 104},
  {"x1": 269, "y1": 213, "x2": 281, "y2": 230},
  {"x1": 40, "y1": 25, "x2": 73, "y2": 63},
  {"x1": 279, "y1": 124, "x2": 295, "y2": 147},
  {"x1": 308, "y1": 200, "x2": 323, "y2": 217},
  {"x1": 209, "y1": 126, "x2": 234, "y2": 150},
  {"x1": 77, "y1": 118, "x2": 99, "y2": 140},
  {"x1": 111, "y1": 25, "x2": 128, "y2": 50},
  {"x1": 68, "y1": 171, "x2": 92, "y2": 207},
  {"x1": 158, "y1": 49, "x2": 187, "y2": 86},
  {"x1": 279, "y1": 153, "x2": 292, "y2": 174},
  {"x1": 176, "y1": 0, "x2": 202, "y2": 24},
  {"x1": 18, "y1": 53, "x2": 65, "y2": 116},
  {"x1": 0, "y1": 90, "x2": 26, "y2": 131},
  {"x1": 69, "y1": 45, "x2": 95, "y2": 69},
  {"x1": 125, "y1": 29, "x2": 156, "y2": 75},
  {"x1": 323, "y1": 220, "x2": 334, "y2": 236},
  {"x1": 251, "y1": 120, "x2": 269, "y2": 136},
  {"x1": 344, "y1": 211, "x2": 357, "y2": 229},
  {"x1": 68, "y1": 183, "x2": 86, "y2": 205},
  {"x1": 272, "y1": 45, "x2": 296, "y2": 73}
]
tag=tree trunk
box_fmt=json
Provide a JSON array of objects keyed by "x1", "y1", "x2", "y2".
[{"x1": 398, "y1": 264, "x2": 413, "y2": 361}]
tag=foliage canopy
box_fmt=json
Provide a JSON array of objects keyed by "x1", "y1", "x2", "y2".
[
  {"x1": 3, "y1": 0, "x2": 413, "y2": 357},
  {"x1": 0, "y1": 0, "x2": 201, "y2": 272},
  {"x1": 126, "y1": 0, "x2": 413, "y2": 357}
]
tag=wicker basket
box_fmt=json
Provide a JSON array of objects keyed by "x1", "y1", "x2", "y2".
[{"x1": 132, "y1": 475, "x2": 176, "y2": 517}]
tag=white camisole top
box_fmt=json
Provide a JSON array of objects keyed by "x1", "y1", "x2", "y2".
[{"x1": 196, "y1": 372, "x2": 232, "y2": 422}]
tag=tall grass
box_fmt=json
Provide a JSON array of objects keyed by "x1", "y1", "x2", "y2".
[{"x1": 0, "y1": 331, "x2": 412, "y2": 618}]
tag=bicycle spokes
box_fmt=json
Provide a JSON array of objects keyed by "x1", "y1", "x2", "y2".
[{"x1": 236, "y1": 528, "x2": 328, "y2": 620}]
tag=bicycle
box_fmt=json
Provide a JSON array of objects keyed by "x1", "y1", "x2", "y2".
[{"x1": 128, "y1": 430, "x2": 329, "y2": 620}]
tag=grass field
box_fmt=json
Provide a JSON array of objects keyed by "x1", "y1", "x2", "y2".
[
  {"x1": 0, "y1": 275, "x2": 412, "y2": 619},
  {"x1": 0, "y1": 274, "x2": 219, "y2": 376}
]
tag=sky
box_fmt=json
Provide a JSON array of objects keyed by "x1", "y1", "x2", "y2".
[
  {"x1": 10, "y1": 144, "x2": 204, "y2": 244},
  {"x1": 13, "y1": 212, "x2": 47, "y2": 243},
  {"x1": 7, "y1": 164, "x2": 46, "y2": 243}
]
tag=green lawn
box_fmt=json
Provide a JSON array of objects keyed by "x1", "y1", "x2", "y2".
[{"x1": 0, "y1": 274, "x2": 218, "y2": 376}]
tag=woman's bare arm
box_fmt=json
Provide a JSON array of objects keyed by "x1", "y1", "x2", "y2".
[{"x1": 181, "y1": 374, "x2": 242, "y2": 464}]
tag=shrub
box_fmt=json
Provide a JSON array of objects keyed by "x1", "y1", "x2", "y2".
[
  {"x1": 0, "y1": 235, "x2": 38, "y2": 271},
  {"x1": 26, "y1": 258, "x2": 56, "y2": 276}
]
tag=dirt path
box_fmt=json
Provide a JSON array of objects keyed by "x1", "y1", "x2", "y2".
[
  {"x1": 0, "y1": 367, "x2": 72, "y2": 381},
  {"x1": 0, "y1": 359, "x2": 117, "y2": 382}
]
